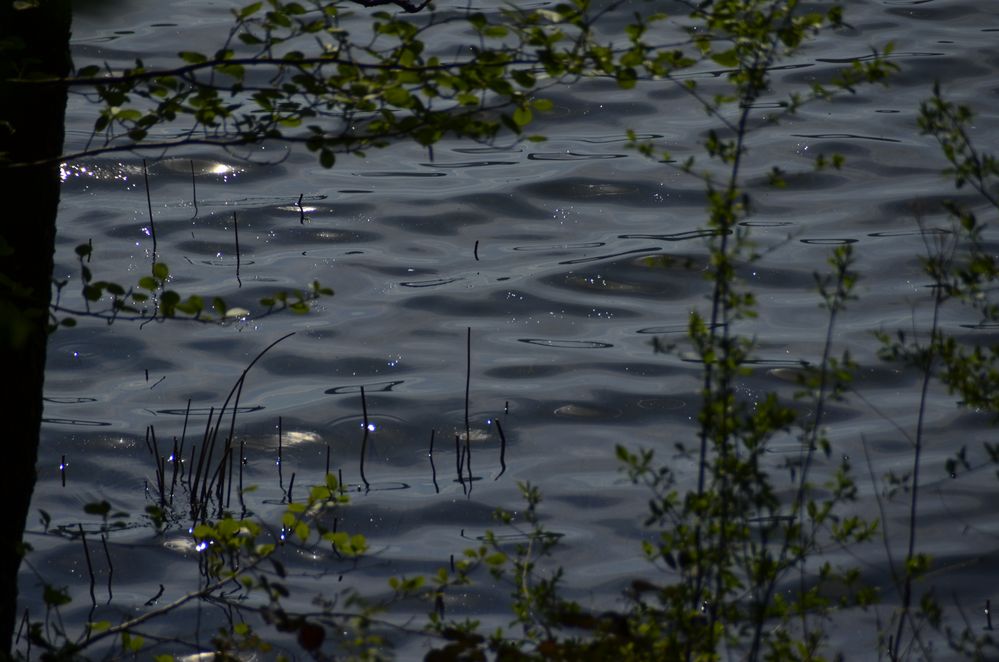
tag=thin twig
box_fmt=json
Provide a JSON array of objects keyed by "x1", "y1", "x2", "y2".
[
  {"x1": 495, "y1": 419, "x2": 507, "y2": 480},
  {"x1": 78, "y1": 524, "x2": 96, "y2": 607},
  {"x1": 359, "y1": 386, "x2": 371, "y2": 491},
  {"x1": 100, "y1": 534, "x2": 113, "y2": 603},
  {"x1": 464, "y1": 327, "x2": 472, "y2": 488},
  {"x1": 429, "y1": 429, "x2": 439, "y2": 494},
  {"x1": 190, "y1": 159, "x2": 198, "y2": 218},
  {"x1": 233, "y1": 211, "x2": 242, "y2": 288},
  {"x1": 142, "y1": 159, "x2": 157, "y2": 260}
]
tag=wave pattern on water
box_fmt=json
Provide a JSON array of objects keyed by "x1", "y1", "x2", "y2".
[{"x1": 31, "y1": 0, "x2": 999, "y2": 656}]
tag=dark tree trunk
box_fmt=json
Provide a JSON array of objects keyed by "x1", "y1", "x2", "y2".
[{"x1": 0, "y1": 0, "x2": 72, "y2": 655}]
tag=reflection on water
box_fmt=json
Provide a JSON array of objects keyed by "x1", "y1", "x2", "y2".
[{"x1": 29, "y1": 0, "x2": 999, "y2": 656}]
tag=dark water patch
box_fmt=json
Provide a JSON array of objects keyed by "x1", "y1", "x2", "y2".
[
  {"x1": 153, "y1": 405, "x2": 264, "y2": 416},
  {"x1": 192, "y1": 257, "x2": 256, "y2": 267},
  {"x1": 341, "y1": 499, "x2": 500, "y2": 532},
  {"x1": 449, "y1": 191, "x2": 562, "y2": 219},
  {"x1": 401, "y1": 289, "x2": 639, "y2": 320},
  {"x1": 620, "y1": 229, "x2": 725, "y2": 241},
  {"x1": 576, "y1": 133, "x2": 664, "y2": 144},
  {"x1": 791, "y1": 133, "x2": 902, "y2": 144},
  {"x1": 517, "y1": 392, "x2": 694, "y2": 427},
  {"x1": 517, "y1": 176, "x2": 697, "y2": 207},
  {"x1": 354, "y1": 171, "x2": 448, "y2": 178},
  {"x1": 800, "y1": 238, "x2": 859, "y2": 245},
  {"x1": 542, "y1": 256, "x2": 701, "y2": 299},
  {"x1": 512, "y1": 241, "x2": 606, "y2": 252},
  {"x1": 868, "y1": 227, "x2": 952, "y2": 237},
  {"x1": 528, "y1": 152, "x2": 627, "y2": 161},
  {"x1": 42, "y1": 418, "x2": 112, "y2": 427},
  {"x1": 740, "y1": 221, "x2": 794, "y2": 228},
  {"x1": 399, "y1": 276, "x2": 465, "y2": 288},
  {"x1": 737, "y1": 264, "x2": 815, "y2": 289},
  {"x1": 261, "y1": 354, "x2": 412, "y2": 379},
  {"x1": 325, "y1": 380, "x2": 407, "y2": 395},
  {"x1": 518, "y1": 338, "x2": 613, "y2": 349},
  {"x1": 636, "y1": 397, "x2": 687, "y2": 411},
  {"x1": 876, "y1": 192, "x2": 984, "y2": 218},
  {"x1": 760, "y1": 171, "x2": 849, "y2": 191},
  {"x1": 636, "y1": 322, "x2": 725, "y2": 335},
  {"x1": 744, "y1": 358, "x2": 811, "y2": 368},
  {"x1": 380, "y1": 209, "x2": 492, "y2": 236},
  {"x1": 47, "y1": 331, "x2": 151, "y2": 371},
  {"x1": 557, "y1": 246, "x2": 662, "y2": 266},
  {"x1": 419, "y1": 161, "x2": 519, "y2": 169},
  {"x1": 482, "y1": 364, "x2": 567, "y2": 379},
  {"x1": 451, "y1": 146, "x2": 523, "y2": 155},
  {"x1": 549, "y1": 493, "x2": 627, "y2": 509},
  {"x1": 863, "y1": 435, "x2": 913, "y2": 455}
]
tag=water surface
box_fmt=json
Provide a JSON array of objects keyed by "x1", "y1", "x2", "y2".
[{"x1": 22, "y1": 0, "x2": 999, "y2": 658}]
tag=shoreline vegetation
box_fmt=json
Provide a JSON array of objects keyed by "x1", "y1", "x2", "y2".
[{"x1": 4, "y1": 0, "x2": 998, "y2": 659}]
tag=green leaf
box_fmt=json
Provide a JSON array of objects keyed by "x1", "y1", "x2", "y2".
[
  {"x1": 512, "y1": 106, "x2": 533, "y2": 127},
  {"x1": 152, "y1": 262, "x2": 169, "y2": 280},
  {"x1": 122, "y1": 632, "x2": 144, "y2": 653},
  {"x1": 82, "y1": 284, "x2": 102, "y2": 301},
  {"x1": 179, "y1": 51, "x2": 207, "y2": 64},
  {"x1": 238, "y1": 1, "x2": 262, "y2": 19},
  {"x1": 89, "y1": 620, "x2": 111, "y2": 634},
  {"x1": 216, "y1": 63, "x2": 245, "y2": 80},
  {"x1": 160, "y1": 290, "x2": 180, "y2": 307},
  {"x1": 710, "y1": 49, "x2": 738, "y2": 68},
  {"x1": 43, "y1": 584, "x2": 71, "y2": 607},
  {"x1": 383, "y1": 86, "x2": 411, "y2": 108},
  {"x1": 532, "y1": 98, "x2": 554, "y2": 112},
  {"x1": 319, "y1": 149, "x2": 335, "y2": 169}
]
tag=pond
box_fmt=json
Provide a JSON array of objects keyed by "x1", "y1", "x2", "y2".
[{"x1": 22, "y1": 0, "x2": 999, "y2": 658}]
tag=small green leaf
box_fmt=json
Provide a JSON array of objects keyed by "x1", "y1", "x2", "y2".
[
  {"x1": 43, "y1": 584, "x2": 71, "y2": 607},
  {"x1": 160, "y1": 290, "x2": 180, "y2": 307},
  {"x1": 89, "y1": 620, "x2": 111, "y2": 634},
  {"x1": 179, "y1": 51, "x2": 207, "y2": 64},
  {"x1": 532, "y1": 98, "x2": 554, "y2": 112},
  {"x1": 512, "y1": 106, "x2": 532, "y2": 127},
  {"x1": 710, "y1": 49, "x2": 738, "y2": 67},
  {"x1": 238, "y1": 1, "x2": 262, "y2": 19}
]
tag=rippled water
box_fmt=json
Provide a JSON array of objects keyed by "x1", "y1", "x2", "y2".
[{"x1": 22, "y1": 0, "x2": 999, "y2": 658}]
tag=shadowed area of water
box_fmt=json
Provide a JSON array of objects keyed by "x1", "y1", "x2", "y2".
[{"x1": 21, "y1": 0, "x2": 999, "y2": 658}]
